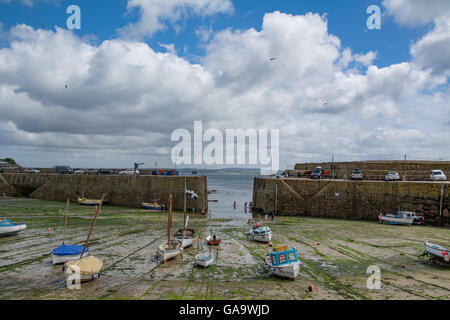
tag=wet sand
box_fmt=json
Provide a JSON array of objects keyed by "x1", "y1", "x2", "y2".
[{"x1": 0, "y1": 197, "x2": 449, "y2": 300}]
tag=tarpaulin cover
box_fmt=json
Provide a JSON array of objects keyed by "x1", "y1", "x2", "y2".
[
  {"x1": 52, "y1": 243, "x2": 89, "y2": 256},
  {"x1": 65, "y1": 255, "x2": 103, "y2": 275}
]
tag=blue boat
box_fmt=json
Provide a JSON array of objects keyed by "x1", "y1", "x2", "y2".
[
  {"x1": 141, "y1": 200, "x2": 165, "y2": 211},
  {"x1": 0, "y1": 219, "x2": 26, "y2": 237},
  {"x1": 265, "y1": 246, "x2": 301, "y2": 279},
  {"x1": 52, "y1": 243, "x2": 89, "y2": 265}
]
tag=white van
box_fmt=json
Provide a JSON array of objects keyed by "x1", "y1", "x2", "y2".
[{"x1": 429, "y1": 170, "x2": 447, "y2": 181}]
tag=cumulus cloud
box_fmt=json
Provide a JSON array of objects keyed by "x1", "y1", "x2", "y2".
[
  {"x1": 0, "y1": 11, "x2": 448, "y2": 167},
  {"x1": 119, "y1": 0, "x2": 234, "y2": 39},
  {"x1": 382, "y1": 0, "x2": 450, "y2": 26}
]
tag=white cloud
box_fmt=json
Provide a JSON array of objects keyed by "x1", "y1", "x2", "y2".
[
  {"x1": 119, "y1": 0, "x2": 233, "y2": 39},
  {"x1": 382, "y1": 0, "x2": 450, "y2": 26},
  {"x1": 0, "y1": 12, "x2": 448, "y2": 167}
]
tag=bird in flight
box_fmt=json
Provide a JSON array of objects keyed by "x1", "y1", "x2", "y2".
[{"x1": 269, "y1": 57, "x2": 276, "y2": 61}]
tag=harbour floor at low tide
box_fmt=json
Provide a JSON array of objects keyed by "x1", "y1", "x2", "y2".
[{"x1": 0, "y1": 197, "x2": 449, "y2": 300}]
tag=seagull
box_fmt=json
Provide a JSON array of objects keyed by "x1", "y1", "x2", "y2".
[{"x1": 269, "y1": 57, "x2": 276, "y2": 61}]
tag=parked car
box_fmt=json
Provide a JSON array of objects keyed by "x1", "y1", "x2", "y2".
[
  {"x1": 385, "y1": 172, "x2": 400, "y2": 181},
  {"x1": 350, "y1": 168, "x2": 363, "y2": 180},
  {"x1": 55, "y1": 166, "x2": 73, "y2": 174},
  {"x1": 97, "y1": 169, "x2": 114, "y2": 175},
  {"x1": 24, "y1": 168, "x2": 41, "y2": 174},
  {"x1": 310, "y1": 166, "x2": 323, "y2": 179},
  {"x1": 74, "y1": 169, "x2": 87, "y2": 175},
  {"x1": 119, "y1": 169, "x2": 139, "y2": 175},
  {"x1": 429, "y1": 170, "x2": 447, "y2": 181},
  {"x1": 0, "y1": 167, "x2": 3, "y2": 173}
]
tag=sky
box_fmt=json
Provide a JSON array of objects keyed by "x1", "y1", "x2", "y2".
[{"x1": 0, "y1": 0, "x2": 449, "y2": 170}]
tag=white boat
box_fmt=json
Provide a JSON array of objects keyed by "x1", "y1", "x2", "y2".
[
  {"x1": 195, "y1": 252, "x2": 214, "y2": 268},
  {"x1": 378, "y1": 212, "x2": 414, "y2": 225},
  {"x1": 64, "y1": 255, "x2": 103, "y2": 283},
  {"x1": 249, "y1": 226, "x2": 272, "y2": 243},
  {"x1": 174, "y1": 228, "x2": 198, "y2": 249},
  {"x1": 424, "y1": 241, "x2": 450, "y2": 264},
  {"x1": 265, "y1": 246, "x2": 301, "y2": 280},
  {"x1": 157, "y1": 240, "x2": 183, "y2": 263},
  {"x1": 77, "y1": 197, "x2": 103, "y2": 205},
  {"x1": 156, "y1": 182, "x2": 183, "y2": 264},
  {"x1": 0, "y1": 220, "x2": 26, "y2": 237}
]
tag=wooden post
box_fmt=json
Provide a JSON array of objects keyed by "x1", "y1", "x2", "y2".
[
  {"x1": 63, "y1": 198, "x2": 69, "y2": 244},
  {"x1": 80, "y1": 194, "x2": 105, "y2": 259}
]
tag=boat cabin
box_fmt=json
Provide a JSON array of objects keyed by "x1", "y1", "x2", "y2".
[
  {"x1": 269, "y1": 247, "x2": 299, "y2": 266},
  {"x1": 0, "y1": 220, "x2": 13, "y2": 227},
  {"x1": 252, "y1": 226, "x2": 271, "y2": 235}
]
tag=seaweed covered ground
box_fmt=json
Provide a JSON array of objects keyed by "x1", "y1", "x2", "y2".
[{"x1": 0, "y1": 197, "x2": 449, "y2": 300}]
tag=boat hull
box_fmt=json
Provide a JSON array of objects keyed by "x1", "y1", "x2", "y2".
[
  {"x1": 64, "y1": 256, "x2": 103, "y2": 285},
  {"x1": 0, "y1": 224, "x2": 26, "y2": 237},
  {"x1": 175, "y1": 235, "x2": 199, "y2": 249},
  {"x1": 379, "y1": 215, "x2": 414, "y2": 225},
  {"x1": 195, "y1": 254, "x2": 214, "y2": 268},
  {"x1": 425, "y1": 242, "x2": 449, "y2": 259},
  {"x1": 249, "y1": 231, "x2": 272, "y2": 243},
  {"x1": 157, "y1": 242, "x2": 183, "y2": 263},
  {"x1": 266, "y1": 257, "x2": 300, "y2": 279},
  {"x1": 52, "y1": 252, "x2": 88, "y2": 265},
  {"x1": 141, "y1": 202, "x2": 164, "y2": 210}
]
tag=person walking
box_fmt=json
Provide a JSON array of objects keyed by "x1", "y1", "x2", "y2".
[
  {"x1": 271, "y1": 211, "x2": 275, "y2": 225},
  {"x1": 233, "y1": 201, "x2": 236, "y2": 210}
]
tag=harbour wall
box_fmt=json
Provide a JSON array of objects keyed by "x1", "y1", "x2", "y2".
[
  {"x1": 289, "y1": 160, "x2": 450, "y2": 181},
  {"x1": 252, "y1": 178, "x2": 450, "y2": 227},
  {"x1": 0, "y1": 174, "x2": 208, "y2": 211}
]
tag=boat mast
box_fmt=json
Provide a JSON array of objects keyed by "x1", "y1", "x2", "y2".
[
  {"x1": 63, "y1": 198, "x2": 69, "y2": 244},
  {"x1": 167, "y1": 182, "x2": 173, "y2": 246},
  {"x1": 80, "y1": 194, "x2": 105, "y2": 259}
]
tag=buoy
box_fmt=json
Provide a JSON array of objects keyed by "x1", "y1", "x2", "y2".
[
  {"x1": 442, "y1": 251, "x2": 447, "y2": 256},
  {"x1": 308, "y1": 285, "x2": 314, "y2": 292},
  {"x1": 316, "y1": 242, "x2": 320, "y2": 245},
  {"x1": 48, "y1": 228, "x2": 52, "y2": 232},
  {"x1": 256, "y1": 223, "x2": 260, "y2": 228},
  {"x1": 268, "y1": 242, "x2": 273, "y2": 246}
]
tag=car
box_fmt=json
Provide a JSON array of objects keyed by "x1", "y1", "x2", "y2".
[
  {"x1": 350, "y1": 168, "x2": 363, "y2": 180},
  {"x1": 310, "y1": 166, "x2": 323, "y2": 179},
  {"x1": 0, "y1": 167, "x2": 3, "y2": 173},
  {"x1": 119, "y1": 169, "x2": 139, "y2": 175},
  {"x1": 429, "y1": 170, "x2": 446, "y2": 181},
  {"x1": 97, "y1": 169, "x2": 114, "y2": 175},
  {"x1": 55, "y1": 166, "x2": 73, "y2": 174},
  {"x1": 385, "y1": 172, "x2": 400, "y2": 181},
  {"x1": 74, "y1": 169, "x2": 87, "y2": 175},
  {"x1": 24, "y1": 168, "x2": 40, "y2": 174}
]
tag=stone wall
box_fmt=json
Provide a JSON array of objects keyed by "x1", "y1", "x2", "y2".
[
  {"x1": 0, "y1": 174, "x2": 208, "y2": 211},
  {"x1": 252, "y1": 178, "x2": 450, "y2": 227}
]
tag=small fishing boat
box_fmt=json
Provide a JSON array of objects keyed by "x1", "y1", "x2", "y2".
[
  {"x1": 249, "y1": 226, "x2": 272, "y2": 243},
  {"x1": 195, "y1": 252, "x2": 214, "y2": 268},
  {"x1": 174, "y1": 228, "x2": 198, "y2": 249},
  {"x1": 64, "y1": 194, "x2": 105, "y2": 286},
  {"x1": 206, "y1": 235, "x2": 221, "y2": 245},
  {"x1": 141, "y1": 200, "x2": 165, "y2": 211},
  {"x1": 52, "y1": 199, "x2": 89, "y2": 265},
  {"x1": 424, "y1": 241, "x2": 450, "y2": 265},
  {"x1": 265, "y1": 245, "x2": 301, "y2": 279},
  {"x1": 0, "y1": 219, "x2": 26, "y2": 237},
  {"x1": 77, "y1": 197, "x2": 103, "y2": 205},
  {"x1": 156, "y1": 182, "x2": 183, "y2": 263},
  {"x1": 64, "y1": 255, "x2": 103, "y2": 283},
  {"x1": 52, "y1": 243, "x2": 88, "y2": 265},
  {"x1": 378, "y1": 212, "x2": 415, "y2": 225}
]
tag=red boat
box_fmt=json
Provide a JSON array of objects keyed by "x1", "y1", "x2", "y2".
[{"x1": 207, "y1": 235, "x2": 221, "y2": 245}]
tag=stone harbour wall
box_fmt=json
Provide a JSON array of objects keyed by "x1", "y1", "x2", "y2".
[
  {"x1": 252, "y1": 178, "x2": 450, "y2": 227},
  {"x1": 0, "y1": 173, "x2": 208, "y2": 211}
]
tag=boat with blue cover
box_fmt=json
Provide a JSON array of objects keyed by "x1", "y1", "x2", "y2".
[
  {"x1": 265, "y1": 245, "x2": 301, "y2": 279},
  {"x1": 52, "y1": 243, "x2": 88, "y2": 265},
  {"x1": 249, "y1": 225, "x2": 272, "y2": 243},
  {"x1": 0, "y1": 219, "x2": 26, "y2": 237}
]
